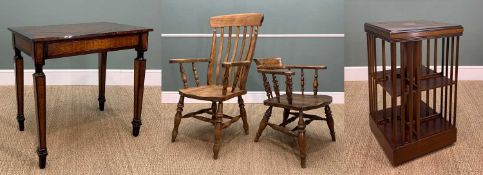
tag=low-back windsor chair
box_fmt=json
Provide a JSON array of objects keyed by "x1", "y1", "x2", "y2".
[
  {"x1": 253, "y1": 57, "x2": 335, "y2": 168},
  {"x1": 169, "y1": 13, "x2": 264, "y2": 159}
]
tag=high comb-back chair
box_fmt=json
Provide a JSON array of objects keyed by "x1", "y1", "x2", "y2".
[{"x1": 169, "y1": 13, "x2": 264, "y2": 159}]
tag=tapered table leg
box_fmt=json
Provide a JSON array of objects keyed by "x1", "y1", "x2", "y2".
[
  {"x1": 33, "y1": 64, "x2": 48, "y2": 169},
  {"x1": 132, "y1": 51, "x2": 146, "y2": 137},
  {"x1": 98, "y1": 52, "x2": 107, "y2": 111},
  {"x1": 14, "y1": 48, "x2": 25, "y2": 131}
]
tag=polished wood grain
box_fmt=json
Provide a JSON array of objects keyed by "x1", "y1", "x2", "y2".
[
  {"x1": 210, "y1": 13, "x2": 264, "y2": 27},
  {"x1": 365, "y1": 20, "x2": 463, "y2": 166},
  {"x1": 169, "y1": 13, "x2": 263, "y2": 159},
  {"x1": 8, "y1": 22, "x2": 152, "y2": 42},
  {"x1": 253, "y1": 57, "x2": 335, "y2": 168},
  {"x1": 9, "y1": 22, "x2": 152, "y2": 169},
  {"x1": 365, "y1": 20, "x2": 463, "y2": 42},
  {"x1": 178, "y1": 85, "x2": 245, "y2": 101}
]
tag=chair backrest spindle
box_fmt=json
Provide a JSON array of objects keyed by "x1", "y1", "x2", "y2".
[
  {"x1": 286, "y1": 74, "x2": 293, "y2": 104},
  {"x1": 192, "y1": 62, "x2": 200, "y2": 86},
  {"x1": 313, "y1": 69, "x2": 319, "y2": 95},
  {"x1": 300, "y1": 68, "x2": 305, "y2": 95},
  {"x1": 272, "y1": 74, "x2": 281, "y2": 102},
  {"x1": 214, "y1": 28, "x2": 224, "y2": 85},
  {"x1": 207, "y1": 13, "x2": 264, "y2": 90}
]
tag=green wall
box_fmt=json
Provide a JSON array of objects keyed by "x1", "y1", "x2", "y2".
[
  {"x1": 345, "y1": 0, "x2": 483, "y2": 66},
  {"x1": 0, "y1": 0, "x2": 162, "y2": 69},
  {"x1": 161, "y1": 0, "x2": 344, "y2": 91},
  {"x1": 0, "y1": 0, "x2": 344, "y2": 92}
]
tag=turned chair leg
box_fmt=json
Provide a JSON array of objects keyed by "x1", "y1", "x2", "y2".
[
  {"x1": 282, "y1": 109, "x2": 290, "y2": 127},
  {"x1": 254, "y1": 106, "x2": 272, "y2": 142},
  {"x1": 211, "y1": 102, "x2": 217, "y2": 120},
  {"x1": 213, "y1": 102, "x2": 223, "y2": 159},
  {"x1": 297, "y1": 110, "x2": 307, "y2": 168},
  {"x1": 238, "y1": 96, "x2": 249, "y2": 135},
  {"x1": 325, "y1": 105, "x2": 336, "y2": 141},
  {"x1": 171, "y1": 96, "x2": 184, "y2": 142}
]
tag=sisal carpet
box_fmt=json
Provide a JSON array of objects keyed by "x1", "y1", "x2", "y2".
[
  {"x1": 0, "y1": 86, "x2": 344, "y2": 174},
  {"x1": 344, "y1": 81, "x2": 483, "y2": 174}
]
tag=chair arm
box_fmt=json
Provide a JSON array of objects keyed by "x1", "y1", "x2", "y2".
[
  {"x1": 257, "y1": 69, "x2": 295, "y2": 76},
  {"x1": 169, "y1": 58, "x2": 210, "y2": 63},
  {"x1": 285, "y1": 65, "x2": 327, "y2": 70}
]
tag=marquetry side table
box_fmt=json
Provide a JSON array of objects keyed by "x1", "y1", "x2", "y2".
[
  {"x1": 364, "y1": 20, "x2": 463, "y2": 165},
  {"x1": 8, "y1": 22, "x2": 153, "y2": 169}
]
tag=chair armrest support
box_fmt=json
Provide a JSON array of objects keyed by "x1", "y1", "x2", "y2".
[
  {"x1": 221, "y1": 61, "x2": 252, "y2": 94},
  {"x1": 170, "y1": 58, "x2": 209, "y2": 88},
  {"x1": 284, "y1": 65, "x2": 325, "y2": 95}
]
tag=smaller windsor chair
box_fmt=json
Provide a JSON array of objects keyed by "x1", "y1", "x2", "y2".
[{"x1": 253, "y1": 57, "x2": 335, "y2": 168}]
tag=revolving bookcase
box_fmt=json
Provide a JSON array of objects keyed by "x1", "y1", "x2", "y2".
[{"x1": 364, "y1": 20, "x2": 463, "y2": 165}]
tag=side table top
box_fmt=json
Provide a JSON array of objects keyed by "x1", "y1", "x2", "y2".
[
  {"x1": 365, "y1": 20, "x2": 463, "y2": 41},
  {"x1": 8, "y1": 22, "x2": 153, "y2": 42}
]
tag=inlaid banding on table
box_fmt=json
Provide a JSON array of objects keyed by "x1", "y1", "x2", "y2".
[{"x1": 46, "y1": 34, "x2": 140, "y2": 58}]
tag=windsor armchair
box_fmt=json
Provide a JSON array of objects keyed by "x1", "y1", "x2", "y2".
[
  {"x1": 169, "y1": 13, "x2": 264, "y2": 159},
  {"x1": 253, "y1": 58, "x2": 335, "y2": 168}
]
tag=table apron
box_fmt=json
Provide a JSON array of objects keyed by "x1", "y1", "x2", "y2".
[{"x1": 45, "y1": 34, "x2": 140, "y2": 58}]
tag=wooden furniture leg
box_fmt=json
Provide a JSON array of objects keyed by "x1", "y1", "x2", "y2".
[
  {"x1": 14, "y1": 48, "x2": 25, "y2": 131},
  {"x1": 211, "y1": 102, "x2": 217, "y2": 120},
  {"x1": 98, "y1": 52, "x2": 107, "y2": 111},
  {"x1": 297, "y1": 110, "x2": 307, "y2": 168},
  {"x1": 282, "y1": 109, "x2": 290, "y2": 127},
  {"x1": 171, "y1": 96, "x2": 184, "y2": 142},
  {"x1": 325, "y1": 105, "x2": 336, "y2": 141},
  {"x1": 254, "y1": 106, "x2": 272, "y2": 142},
  {"x1": 33, "y1": 64, "x2": 48, "y2": 169},
  {"x1": 238, "y1": 96, "x2": 249, "y2": 134},
  {"x1": 132, "y1": 51, "x2": 146, "y2": 137},
  {"x1": 213, "y1": 102, "x2": 223, "y2": 159}
]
